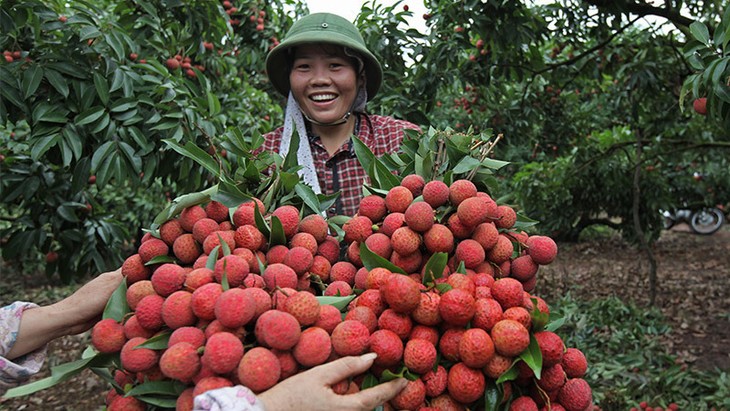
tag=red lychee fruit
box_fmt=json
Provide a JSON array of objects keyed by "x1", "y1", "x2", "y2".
[
  {"x1": 511, "y1": 255, "x2": 538, "y2": 281},
  {"x1": 484, "y1": 353, "x2": 513, "y2": 379},
  {"x1": 404, "y1": 201, "x2": 435, "y2": 233},
  {"x1": 202, "y1": 230, "x2": 235, "y2": 255},
  {"x1": 404, "y1": 338, "x2": 437, "y2": 374},
  {"x1": 423, "y1": 223, "x2": 455, "y2": 254},
  {"x1": 472, "y1": 297, "x2": 503, "y2": 332},
  {"x1": 446, "y1": 213, "x2": 473, "y2": 239},
  {"x1": 343, "y1": 215, "x2": 374, "y2": 243},
  {"x1": 293, "y1": 215, "x2": 326, "y2": 244},
  {"x1": 292, "y1": 326, "x2": 332, "y2": 367},
  {"x1": 401, "y1": 174, "x2": 426, "y2": 197},
  {"x1": 491, "y1": 277, "x2": 524, "y2": 309},
  {"x1": 447, "y1": 361, "x2": 485, "y2": 404},
  {"x1": 150, "y1": 263, "x2": 186, "y2": 297},
  {"x1": 455, "y1": 239, "x2": 486, "y2": 269},
  {"x1": 214, "y1": 288, "x2": 256, "y2": 328},
  {"x1": 459, "y1": 327, "x2": 495, "y2": 369},
  {"x1": 382, "y1": 274, "x2": 421, "y2": 313},
  {"x1": 201, "y1": 331, "x2": 244, "y2": 374},
  {"x1": 491, "y1": 319, "x2": 530, "y2": 357},
  {"x1": 324, "y1": 280, "x2": 353, "y2": 296},
  {"x1": 123, "y1": 315, "x2": 154, "y2": 340},
  {"x1": 263, "y1": 263, "x2": 299, "y2": 291},
  {"x1": 439, "y1": 288, "x2": 476, "y2": 327},
  {"x1": 237, "y1": 347, "x2": 281, "y2": 393},
  {"x1": 449, "y1": 179, "x2": 478, "y2": 206},
  {"x1": 91, "y1": 318, "x2": 126, "y2": 353},
  {"x1": 438, "y1": 328, "x2": 465, "y2": 362},
  {"x1": 457, "y1": 196, "x2": 492, "y2": 228},
  {"x1": 159, "y1": 219, "x2": 184, "y2": 245},
  {"x1": 422, "y1": 180, "x2": 450, "y2": 208},
  {"x1": 358, "y1": 195, "x2": 387, "y2": 223},
  {"x1": 121, "y1": 254, "x2": 150, "y2": 284},
  {"x1": 173, "y1": 233, "x2": 201, "y2": 264},
  {"x1": 390, "y1": 378, "x2": 426, "y2": 410},
  {"x1": 562, "y1": 347, "x2": 588, "y2": 378},
  {"x1": 192, "y1": 218, "x2": 219, "y2": 244},
  {"x1": 526, "y1": 235, "x2": 558, "y2": 265},
  {"x1": 377, "y1": 308, "x2": 413, "y2": 339},
  {"x1": 213, "y1": 254, "x2": 249, "y2": 287},
  {"x1": 160, "y1": 342, "x2": 200, "y2": 381},
  {"x1": 282, "y1": 246, "x2": 314, "y2": 276},
  {"x1": 179, "y1": 205, "x2": 207, "y2": 232},
  {"x1": 108, "y1": 396, "x2": 146, "y2": 411},
  {"x1": 271, "y1": 205, "x2": 300, "y2": 239},
  {"x1": 410, "y1": 325, "x2": 439, "y2": 346},
  {"x1": 135, "y1": 294, "x2": 165, "y2": 330},
  {"x1": 185, "y1": 267, "x2": 214, "y2": 290},
  {"x1": 138, "y1": 238, "x2": 168, "y2": 263},
  {"x1": 363, "y1": 232, "x2": 392, "y2": 260},
  {"x1": 534, "y1": 330, "x2": 565, "y2": 367},
  {"x1": 537, "y1": 363, "x2": 566, "y2": 392},
  {"x1": 693, "y1": 97, "x2": 707, "y2": 115},
  {"x1": 273, "y1": 349, "x2": 299, "y2": 380},
  {"x1": 472, "y1": 222, "x2": 499, "y2": 251},
  {"x1": 390, "y1": 226, "x2": 422, "y2": 256},
  {"x1": 314, "y1": 303, "x2": 343, "y2": 334},
  {"x1": 510, "y1": 396, "x2": 538, "y2": 410},
  {"x1": 191, "y1": 283, "x2": 223, "y2": 321},
  {"x1": 430, "y1": 393, "x2": 465, "y2": 410},
  {"x1": 176, "y1": 388, "x2": 194, "y2": 411},
  {"x1": 503, "y1": 306, "x2": 531, "y2": 330},
  {"x1": 120, "y1": 337, "x2": 159, "y2": 373},
  {"x1": 266, "y1": 245, "x2": 289, "y2": 264},
  {"x1": 169, "y1": 326, "x2": 206, "y2": 348},
  {"x1": 411, "y1": 291, "x2": 442, "y2": 326},
  {"x1": 385, "y1": 185, "x2": 414, "y2": 213},
  {"x1": 344, "y1": 306, "x2": 378, "y2": 334},
  {"x1": 126, "y1": 280, "x2": 155, "y2": 311},
  {"x1": 162, "y1": 290, "x2": 196, "y2": 329},
  {"x1": 380, "y1": 212, "x2": 406, "y2": 237},
  {"x1": 234, "y1": 225, "x2": 265, "y2": 251},
  {"x1": 331, "y1": 320, "x2": 370, "y2": 356},
  {"x1": 369, "y1": 329, "x2": 404, "y2": 367},
  {"x1": 356, "y1": 288, "x2": 388, "y2": 316},
  {"x1": 205, "y1": 201, "x2": 229, "y2": 223},
  {"x1": 494, "y1": 205, "x2": 517, "y2": 229},
  {"x1": 254, "y1": 309, "x2": 301, "y2": 350},
  {"x1": 557, "y1": 378, "x2": 592, "y2": 411},
  {"x1": 487, "y1": 234, "x2": 514, "y2": 264},
  {"x1": 316, "y1": 235, "x2": 340, "y2": 264},
  {"x1": 283, "y1": 290, "x2": 321, "y2": 326},
  {"x1": 423, "y1": 364, "x2": 448, "y2": 397}
]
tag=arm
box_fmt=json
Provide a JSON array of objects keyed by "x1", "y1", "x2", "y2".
[{"x1": 4, "y1": 268, "x2": 123, "y2": 360}]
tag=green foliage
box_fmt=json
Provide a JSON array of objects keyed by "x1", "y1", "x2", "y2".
[{"x1": 552, "y1": 295, "x2": 730, "y2": 410}]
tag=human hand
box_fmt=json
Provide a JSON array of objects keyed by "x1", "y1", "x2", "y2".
[
  {"x1": 5, "y1": 268, "x2": 123, "y2": 360},
  {"x1": 52, "y1": 268, "x2": 124, "y2": 335},
  {"x1": 257, "y1": 353, "x2": 408, "y2": 411}
]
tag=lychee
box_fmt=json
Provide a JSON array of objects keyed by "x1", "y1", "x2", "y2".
[
  {"x1": 438, "y1": 288, "x2": 476, "y2": 327},
  {"x1": 120, "y1": 337, "x2": 158, "y2": 373},
  {"x1": 457, "y1": 196, "x2": 491, "y2": 227},
  {"x1": 534, "y1": 330, "x2": 565, "y2": 367},
  {"x1": 562, "y1": 347, "x2": 588, "y2": 378},
  {"x1": 179, "y1": 205, "x2": 207, "y2": 232},
  {"x1": 262, "y1": 263, "x2": 299, "y2": 291},
  {"x1": 472, "y1": 222, "x2": 499, "y2": 251},
  {"x1": 422, "y1": 364, "x2": 448, "y2": 397},
  {"x1": 172, "y1": 234, "x2": 201, "y2": 265},
  {"x1": 202, "y1": 230, "x2": 235, "y2": 255},
  {"x1": 486, "y1": 234, "x2": 514, "y2": 264},
  {"x1": 205, "y1": 200, "x2": 229, "y2": 223},
  {"x1": 364, "y1": 233, "x2": 392, "y2": 260},
  {"x1": 289, "y1": 232, "x2": 318, "y2": 255},
  {"x1": 254, "y1": 309, "x2": 301, "y2": 350},
  {"x1": 234, "y1": 225, "x2": 265, "y2": 251},
  {"x1": 201, "y1": 331, "x2": 244, "y2": 374},
  {"x1": 191, "y1": 283, "x2": 223, "y2": 321},
  {"x1": 159, "y1": 219, "x2": 184, "y2": 246},
  {"x1": 377, "y1": 308, "x2": 413, "y2": 339},
  {"x1": 404, "y1": 201, "x2": 435, "y2": 232},
  {"x1": 447, "y1": 361, "x2": 485, "y2": 404},
  {"x1": 458, "y1": 327, "x2": 495, "y2": 368},
  {"x1": 292, "y1": 326, "x2": 331, "y2": 367},
  {"x1": 343, "y1": 215, "x2": 374, "y2": 243},
  {"x1": 411, "y1": 291, "x2": 442, "y2": 326},
  {"x1": 237, "y1": 347, "x2": 281, "y2": 393},
  {"x1": 491, "y1": 277, "x2": 524, "y2": 309},
  {"x1": 369, "y1": 329, "x2": 404, "y2": 367},
  {"x1": 385, "y1": 185, "x2": 414, "y2": 213},
  {"x1": 527, "y1": 235, "x2": 558, "y2": 265},
  {"x1": 214, "y1": 288, "x2": 256, "y2": 328},
  {"x1": 423, "y1": 224, "x2": 455, "y2": 254},
  {"x1": 331, "y1": 320, "x2": 370, "y2": 356},
  {"x1": 282, "y1": 246, "x2": 314, "y2": 276},
  {"x1": 557, "y1": 378, "x2": 592, "y2": 411},
  {"x1": 271, "y1": 205, "x2": 300, "y2": 239},
  {"x1": 494, "y1": 205, "x2": 517, "y2": 229},
  {"x1": 491, "y1": 319, "x2": 530, "y2": 357},
  {"x1": 314, "y1": 303, "x2": 343, "y2": 334},
  {"x1": 169, "y1": 326, "x2": 206, "y2": 349},
  {"x1": 135, "y1": 294, "x2": 165, "y2": 330},
  {"x1": 380, "y1": 212, "x2": 406, "y2": 237},
  {"x1": 358, "y1": 194, "x2": 387, "y2": 223},
  {"x1": 160, "y1": 342, "x2": 200, "y2": 381},
  {"x1": 161, "y1": 290, "x2": 196, "y2": 329},
  {"x1": 283, "y1": 290, "x2": 321, "y2": 326},
  {"x1": 404, "y1": 338, "x2": 437, "y2": 374},
  {"x1": 390, "y1": 226, "x2": 422, "y2": 256},
  {"x1": 422, "y1": 180, "x2": 450, "y2": 208},
  {"x1": 390, "y1": 378, "x2": 426, "y2": 410},
  {"x1": 344, "y1": 306, "x2": 378, "y2": 334},
  {"x1": 298, "y1": 214, "x2": 328, "y2": 243},
  {"x1": 449, "y1": 179, "x2": 477, "y2": 206},
  {"x1": 454, "y1": 239, "x2": 486, "y2": 269},
  {"x1": 192, "y1": 218, "x2": 219, "y2": 244},
  {"x1": 91, "y1": 318, "x2": 126, "y2": 353},
  {"x1": 213, "y1": 254, "x2": 249, "y2": 287},
  {"x1": 324, "y1": 280, "x2": 353, "y2": 296},
  {"x1": 121, "y1": 254, "x2": 150, "y2": 284},
  {"x1": 126, "y1": 280, "x2": 155, "y2": 311},
  {"x1": 138, "y1": 238, "x2": 168, "y2": 263},
  {"x1": 193, "y1": 376, "x2": 233, "y2": 397}
]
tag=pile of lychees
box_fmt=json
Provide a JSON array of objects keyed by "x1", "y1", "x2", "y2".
[{"x1": 95, "y1": 176, "x2": 594, "y2": 411}]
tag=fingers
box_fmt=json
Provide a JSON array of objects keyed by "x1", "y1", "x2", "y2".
[
  {"x1": 306, "y1": 353, "x2": 378, "y2": 385},
  {"x1": 345, "y1": 377, "x2": 408, "y2": 410}
]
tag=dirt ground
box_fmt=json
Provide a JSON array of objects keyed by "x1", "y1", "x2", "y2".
[{"x1": 1, "y1": 224, "x2": 728, "y2": 410}]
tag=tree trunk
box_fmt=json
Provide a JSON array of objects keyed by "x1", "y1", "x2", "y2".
[{"x1": 632, "y1": 127, "x2": 658, "y2": 305}]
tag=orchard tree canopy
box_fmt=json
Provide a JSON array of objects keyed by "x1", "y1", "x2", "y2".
[{"x1": 1, "y1": 0, "x2": 728, "y2": 283}]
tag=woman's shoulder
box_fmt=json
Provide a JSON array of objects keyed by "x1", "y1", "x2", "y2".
[{"x1": 366, "y1": 114, "x2": 421, "y2": 132}]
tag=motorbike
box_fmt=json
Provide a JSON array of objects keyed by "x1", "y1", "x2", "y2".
[{"x1": 661, "y1": 206, "x2": 726, "y2": 235}]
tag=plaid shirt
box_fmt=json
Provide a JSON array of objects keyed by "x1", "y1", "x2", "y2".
[{"x1": 260, "y1": 113, "x2": 421, "y2": 218}]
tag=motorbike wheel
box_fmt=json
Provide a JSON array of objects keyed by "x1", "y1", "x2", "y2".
[{"x1": 690, "y1": 208, "x2": 725, "y2": 235}]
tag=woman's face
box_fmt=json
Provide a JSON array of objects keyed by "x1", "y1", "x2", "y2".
[{"x1": 289, "y1": 44, "x2": 361, "y2": 125}]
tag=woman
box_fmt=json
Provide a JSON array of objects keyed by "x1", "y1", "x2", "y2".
[{"x1": 260, "y1": 12, "x2": 421, "y2": 217}]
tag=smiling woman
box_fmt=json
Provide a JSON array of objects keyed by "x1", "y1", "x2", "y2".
[{"x1": 257, "y1": 12, "x2": 422, "y2": 218}]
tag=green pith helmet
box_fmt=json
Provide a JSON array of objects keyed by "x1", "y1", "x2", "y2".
[{"x1": 265, "y1": 12, "x2": 382, "y2": 100}]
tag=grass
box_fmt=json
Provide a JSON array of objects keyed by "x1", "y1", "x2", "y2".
[{"x1": 551, "y1": 294, "x2": 730, "y2": 410}]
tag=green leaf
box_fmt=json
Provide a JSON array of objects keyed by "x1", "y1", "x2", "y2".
[
  {"x1": 44, "y1": 69, "x2": 69, "y2": 98},
  {"x1": 163, "y1": 139, "x2": 220, "y2": 178},
  {"x1": 93, "y1": 72, "x2": 110, "y2": 106},
  {"x1": 102, "y1": 278, "x2": 129, "y2": 321},
  {"x1": 315, "y1": 295, "x2": 356, "y2": 311},
  {"x1": 206, "y1": 246, "x2": 220, "y2": 270},
  {"x1": 452, "y1": 156, "x2": 481, "y2": 174},
  {"x1": 75, "y1": 106, "x2": 105, "y2": 126},
  {"x1": 136, "y1": 396, "x2": 179, "y2": 408},
  {"x1": 22, "y1": 65, "x2": 43, "y2": 100},
  {"x1": 496, "y1": 361, "x2": 519, "y2": 384},
  {"x1": 435, "y1": 283, "x2": 453, "y2": 294},
  {"x1": 359, "y1": 242, "x2": 407, "y2": 274},
  {"x1": 422, "y1": 252, "x2": 448, "y2": 284},
  {"x1": 217, "y1": 233, "x2": 231, "y2": 256},
  {"x1": 353, "y1": 135, "x2": 378, "y2": 186},
  {"x1": 30, "y1": 134, "x2": 60, "y2": 160},
  {"x1": 519, "y1": 334, "x2": 543, "y2": 380},
  {"x1": 125, "y1": 380, "x2": 185, "y2": 397},
  {"x1": 269, "y1": 215, "x2": 287, "y2": 246},
  {"x1": 530, "y1": 298, "x2": 549, "y2": 331},
  {"x1": 361, "y1": 373, "x2": 379, "y2": 390},
  {"x1": 294, "y1": 183, "x2": 322, "y2": 215},
  {"x1": 136, "y1": 332, "x2": 171, "y2": 350},
  {"x1": 79, "y1": 25, "x2": 101, "y2": 41},
  {"x1": 483, "y1": 380, "x2": 501, "y2": 411},
  {"x1": 689, "y1": 21, "x2": 710, "y2": 44},
  {"x1": 145, "y1": 255, "x2": 175, "y2": 266},
  {"x1": 253, "y1": 204, "x2": 271, "y2": 239}
]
